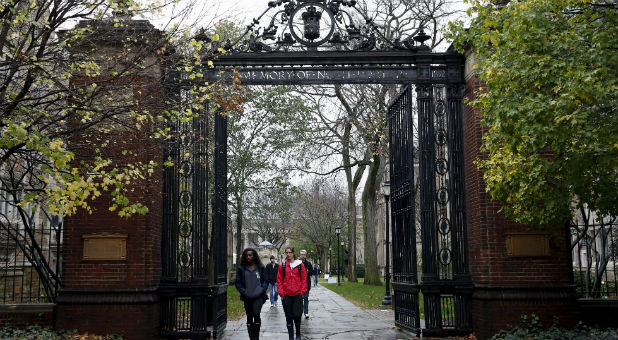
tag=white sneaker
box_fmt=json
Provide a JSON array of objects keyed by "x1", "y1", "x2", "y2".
[{"x1": 304, "y1": 314, "x2": 309, "y2": 319}]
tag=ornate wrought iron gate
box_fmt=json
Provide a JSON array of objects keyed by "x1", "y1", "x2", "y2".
[
  {"x1": 388, "y1": 82, "x2": 472, "y2": 336},
  {"x1": 161, "y1": 0, "x2": 471, "y2": 337},
  {"x1": 388, "y1": 86, "x2": 421, "y2": 332},
  {"x1": 160, "y1": 74, "x2": 228, "y2": 339}
]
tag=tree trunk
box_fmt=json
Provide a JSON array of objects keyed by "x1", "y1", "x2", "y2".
[
  {"x1": 319, "y1": 245, "x2": 328, "y2": 278},
  {"x1": 342, "y1": 128, "x2": 358, "y2": 282},
  {"x1": 345, "y1": 176, "x2": 358, "y2": 282},
  {"x1": 343, "y1": 151, "x2": 369, "y2": 283},
  {"x1": 336, "y1": 84, "x2": 366, "y2": 283},
  {"x1": 235, "y1": 197, "x2": 243, "y2": 267},
  {"x1": 362, "y1": 154, "x2": 383, "y2": 286},
  {"x1": 327, "y1": 241, "x2": 332, "y2": 273},
  {"x1": 322, "y1": 252, "x2": 328, "y2": 274}
]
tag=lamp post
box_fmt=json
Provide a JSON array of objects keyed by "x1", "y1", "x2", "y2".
[
  {"x1": 341, "y1": 240, "x2": 345, "y2": 282},
  {"x1": 381, "y1": 181, "x2": 392, "y2": 306},
  {"x1": 335, "y1": 226, "x2": 341, "y2": 286}
]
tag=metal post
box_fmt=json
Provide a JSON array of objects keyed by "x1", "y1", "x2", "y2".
[
  {"x1": 382, "y1": 189, "x2": 392, "y2": 306},
  {"x1": 337, "y1": 232, "x2": 341, "y2": 286},
  {"x1": 341, "y1": 241, "x2": 345, "y2": 282}
]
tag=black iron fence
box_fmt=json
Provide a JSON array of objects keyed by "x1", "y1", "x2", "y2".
[
  {"x1": 0, "y1": 194, "x2": 62, "y2": 304},
  {"x1": 571, "y1": 208, "x2": 617, "y2": 299}
]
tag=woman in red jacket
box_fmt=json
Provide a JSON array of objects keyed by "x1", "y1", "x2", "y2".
[{"x1": 277, "y1": 246, "x2": 307, "y2": 340}]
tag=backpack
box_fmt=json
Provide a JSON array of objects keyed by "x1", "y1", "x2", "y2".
[{"x1": 281, "y1": 262, "x2": 302, "y2": 282}]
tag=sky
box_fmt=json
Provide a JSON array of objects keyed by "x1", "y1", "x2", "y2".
[
  {"x1": 139, "y1": 0, "x2": 269, "y2": 36},
  {"x1": 189, "y1": 0, "x2": 274, "y2": 31},
  {"x1": 225, "y1": 0, "x2": 273, "y2": 21}
]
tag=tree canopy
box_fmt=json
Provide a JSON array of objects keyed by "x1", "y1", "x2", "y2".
[
  {"x1": 228, "y1": 84, "x2": 313, "y2": 264},
  {"x1": 448, "y1": 0, "x2": 618, "y2": 226},
  {"x1": 0, "y1": 0, "x2": 239, "y2": 219}
]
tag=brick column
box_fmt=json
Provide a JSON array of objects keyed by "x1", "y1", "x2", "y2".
[
  {"x1": 462, "y1": 49, "x2": 576, "y2": 339},
  {"x1": 55, "y1": 17, "x2": 165, "y2": 340}
]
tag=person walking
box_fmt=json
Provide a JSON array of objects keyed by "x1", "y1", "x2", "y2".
[
  {"x1": 313, "y1": 264, "x2": 320, "y2": 287},
  {"x1": 265, "y1": 255, "x2": 279, "y2": 307},
  {"x1": 299, "y1": 250, "x2": 314, "y2": 319},
  {"x1": 235, "y1": 248, "x2": 268, "y2": 340},
  {"x1": 277, "y1": 246, "x2": 308, "y2": 340}
]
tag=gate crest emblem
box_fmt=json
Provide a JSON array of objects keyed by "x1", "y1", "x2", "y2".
[{"x1": 225, "y1": 0, "x2": 431, "y2": 52}]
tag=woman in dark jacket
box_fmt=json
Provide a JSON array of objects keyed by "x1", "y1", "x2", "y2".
[{"x1": 235, "y1": 248, "x2": 268, "y2": 340}]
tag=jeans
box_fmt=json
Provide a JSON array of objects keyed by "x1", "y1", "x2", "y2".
[
  {"x1": 303, "y1": 290, "x2": 310, "y2": 315},
  {"x1": 268, "y1": 283, "x2": 278, "y2": 305},
  {"x1": 313, "y1": 274, "x2": 318, "y2": 286}
]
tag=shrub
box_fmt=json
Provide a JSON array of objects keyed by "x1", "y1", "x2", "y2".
[
  {"x1": 355, "y1": 264, "x2": 365, "y2": 278},
  {"x1": 0, "y1": 324, "x2": 124, "y2": 340},
  {"x1": 490, "y1": 314, "x2": 618, "y2": 340}
]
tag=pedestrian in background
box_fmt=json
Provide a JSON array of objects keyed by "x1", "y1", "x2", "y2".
[
  {"x1": 313, "y1": 264, "x2": 320, "y2": 287},
  {"x1": 299, "y1": 250, "x2": 314, "y2": 319},
  {"x1": 235, "y1": 248, "x2": 268, "y2": 340},
  {"x1": 277, "y1": 246, "x2": 307, "y2": 340},
  {"x1": 265, "y1": 255, "x2": 279, "y2": 307}
]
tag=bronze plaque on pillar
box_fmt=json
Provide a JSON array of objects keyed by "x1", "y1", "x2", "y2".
[
  {"x1": 506, "y1": 232, "x2": 550, "y2": 257},
  {"x1": 83, "y1": 233, "x2": 128, "y2": 260}
]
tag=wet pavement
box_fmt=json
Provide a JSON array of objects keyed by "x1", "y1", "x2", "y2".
[{"x1": 220, "y1": 284, "x2": 418, "y2": 340}]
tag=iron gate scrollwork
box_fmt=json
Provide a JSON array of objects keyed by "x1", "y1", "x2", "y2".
[
  {"x1": 417, "y1": 82, "x2": 472, "y2": 336},
  {"x1": 389, "y1": 79, "x2": 472, "y2": 336},
  {"x1": 160, "y1": 71, "x2": 228, "y2": 339}
]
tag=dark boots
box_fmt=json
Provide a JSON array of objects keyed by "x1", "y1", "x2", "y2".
[
  {"x1": 294, "y1": 318, "x2": 302, "y2": 340},
  {"x1": 246, "y1": 323, "x2": 251, "y2": 339},
  {"x1": 287, "y1": 322, "x2": 294, "y2": 340},
  {"x1": 253, "y1": 322, "x2": 261, "y2": 340},
  {"x1": 247, "y1": 322, "x2": 260, "y2": 340}
]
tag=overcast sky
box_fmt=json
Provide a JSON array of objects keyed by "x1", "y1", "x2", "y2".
[
  {"x1": 226, "y1": 0, "x2": 271, "y2": 19},
  {"x1": 201, "y1": 0, "x2": 272, "y2": 28}
]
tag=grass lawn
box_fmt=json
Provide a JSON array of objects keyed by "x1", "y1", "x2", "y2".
[
  {"x1": 227, "y1": 285, "x2": 245, "y2": 320},
  {"x1": 319, "y1": 277, "x2": 392, "y2": 310}
]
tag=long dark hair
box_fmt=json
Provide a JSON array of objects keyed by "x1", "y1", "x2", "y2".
[{"x1": 240, "y1": 248, "x2": 262, "y2": 267}]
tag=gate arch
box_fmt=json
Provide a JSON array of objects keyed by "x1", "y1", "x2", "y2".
[{"x1": 161, "y1": 0, "x2": 471, "y2": 337}]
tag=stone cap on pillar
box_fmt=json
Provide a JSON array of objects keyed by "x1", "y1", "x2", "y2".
[
  {"x1": 68, "y1": 17, "x2": 162, "y2": 49},
  {"x1": 464, "y1": 48, "x2": 477, "y2": 82},
  {"x1": 60, "y1": 12, "x2": 170, "y2": 81}
]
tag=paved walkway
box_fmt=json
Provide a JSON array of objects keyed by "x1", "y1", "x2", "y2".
[{"x1": 220, "y1": 284, "x2": 417, "y2": 340}]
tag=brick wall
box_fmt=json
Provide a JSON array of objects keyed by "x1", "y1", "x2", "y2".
[
  {"x1": 55, "y1": 19, "x2": 166, "y2": 340},
  {"x1": 0, "y1": 304, "x2": 55, "y2": 328},
  {"x1": 61, "y1": 88, "x2": 164, "y2": 288},
  {"x1": 57, "y1": 303, "x2": 160, "y2": 339},
  {"x1": 56, "y1": 77, "x2": 164, "y2": 339},
  {"x1": 463, "y1": 56, "x2": 575, "y2": 339}
]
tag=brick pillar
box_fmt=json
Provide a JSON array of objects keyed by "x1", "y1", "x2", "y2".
[
  {"x1": 55, "y1": 17, "x2": 165, "y2": 340},
  {"x1": 462, "y1": 49, "x2": 576, "y2": 339}
]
